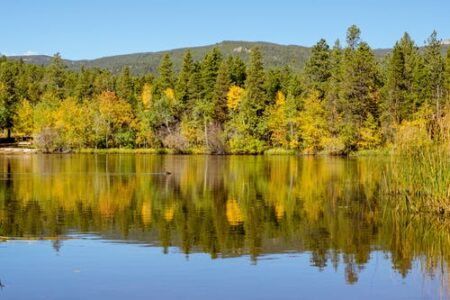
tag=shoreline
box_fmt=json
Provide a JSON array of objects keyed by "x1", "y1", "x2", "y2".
[
  {"x1": 0, "y1": 147, "x2": 38, "y2": 154},
  {"x1": 0, "y1": 147, "x2": 392, "y2": 156}
]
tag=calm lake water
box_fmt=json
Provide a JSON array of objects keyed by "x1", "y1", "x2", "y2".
[{"x1": 0, "y1": 154, "x2": 448, "y2": 299}]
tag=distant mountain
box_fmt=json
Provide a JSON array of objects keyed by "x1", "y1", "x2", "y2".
[
  {"x1": 8, "y1": 41, "x2": 313, "y2": 74},
  {"x1": 5, "y1": 40, "x2": 448, "y2": 75}
]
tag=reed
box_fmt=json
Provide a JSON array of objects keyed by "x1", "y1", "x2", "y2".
[{"x1": 382, "y1": 145, "x2": 450, "y2": 214}]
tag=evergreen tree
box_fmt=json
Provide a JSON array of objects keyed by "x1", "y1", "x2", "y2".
[
  {"x1": 189, "y1": 49, "x2": 222, "y2": 148},
  {"x1": 0, "y1": 61, "x2": 18, "y2": 138},
  {"x1": 243, "y1": 47, "x2": 267, "y2": 139},
  {"x1": 264, "y1": 69, "x2": 283, "y2": 104},
  {"x1": 75, "y1": 66, "x2": 95, "y2": 101},
  {"x1": 346, "y1": 25, "x2": 361, "y2": 50},
  {"x1": 423, "y1": 31, "x2": 445, "y2": 116},
  {"x1": 341, "y1": 40, "x2": 379, "y2": 122},
  {"x1": 46, "y1": 53, "x2": 67, "y2": 99},
  {"x1": 246, "y1": 48, "x2": 265, "y2": 105},
  {"x1": 176, "y1": 50, "x2": 195, "y2": 108},
  {"x1": 157, "y1": 54, "x2": 175, "y2": 93},
  {"x1": 200, "y1": 47, "x2": 223, "y2": 102},
  {"x1": 339, "y1": 26, "x2": 380, "y2": 151},
  {"x1": 326, "y1": 40, "x2": 343, "y2": 135},
  {"x1": 14, "y1": 60, "x2": 31, "y2": 102},
  {"x1": 187, "y1": 62, "x2": 202, "y2": 106},
  {"x1": 229, "y1": 55, "x2": 246, "y2": 87},
  {"x1": 93, "y1": 69, "x2": 115, "y2": 94},
  {"x1": 213, "y1": 60, "x2": 231, "y2": 123},
  {"x1": 445, "y1": 47, "x2": 450, "y2": 102},
  {"x1": 116, "y1": 66, "x2": 136, "y2": 106},
  {"x1": 383, "y1": 33, "x2": 420, "y2": 124},
  {"x1": 304, "y1": 38, "x2": 331, "y2": 98},
  {"x1": 25, "y1": 64, "x2": 44, "y2": 105}
]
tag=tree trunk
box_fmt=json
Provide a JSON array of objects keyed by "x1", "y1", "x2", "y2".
[{"x1": 204, "y1": 119, "x2": 208, "y2": 149}]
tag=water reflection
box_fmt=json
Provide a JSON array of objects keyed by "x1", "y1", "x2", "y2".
[{"x1": 0, "y1": 154, "x2": 449, "y2": 285}]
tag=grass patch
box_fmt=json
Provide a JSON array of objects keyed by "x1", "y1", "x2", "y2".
[
  {"x1": 349, "y1": 148, "x2": 392, "y2": 157},
  {"x1": 76, "y1": 148, "x2": 175, "y2": 154},
  {"x1": 381, "y1": 145, "x2": 450, "y2": 214},
  {"x1": 264, "y1": 148, "x2": 297, "y2": 155}
]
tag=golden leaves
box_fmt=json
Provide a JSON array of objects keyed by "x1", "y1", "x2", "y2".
[
  {"x1": 13, "y1": 99, "x2": 34, "y2": 137},
  {"x1": 164, "y1": 205, "x2": 175, "y2": 222},
  {"x1": 226, "y1": 198, "x2": 244, "y2": 226},
  {"x1": 164, "y1": 88, "x2": 176, "y2": 105},
  {"x1": 226, "y1": 85, "x2": 244, "y2": 111},
  {"x1": 275, "y1": 90, "x2": 286, "y2": 106},
  {"x1": 141, "y1": 83, "x2": 153, "y2": 109},
  {"x1": 141, "y1": 201, "x2": 152, "y2": 226}
]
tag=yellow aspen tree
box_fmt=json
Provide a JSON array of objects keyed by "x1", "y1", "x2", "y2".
[
  {"x1": 13, "y1": 99, "x2": 34, "y2": 137},
  {"x1": 357, "y1": 113, "x2": 382, "y2": 149},
  {"x1": 97, "y1": 91, "x2": 134, "y2": 148},
  {"x1": 298, "y1": 91, "x2": 330, "y2": 153},
  {"x1": 226, "y1": 85, "x2": 244, "y2": 111},
  {"x1": 226, "y1": 198, "x2": 244, "y2": 226},
  {"x1": 267, "y1": 91, "x2": 289, "y2": 148},
  {"x1": 141, "y1": 83, "x2": 153, "y2": 109},
  {"x1": 54, "y1": 97, "x2": 88, "y2": 149}
]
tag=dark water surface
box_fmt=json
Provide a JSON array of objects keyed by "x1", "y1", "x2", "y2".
[{"x1": 0, "y1": 154, "x2": 448, "y2": 299}]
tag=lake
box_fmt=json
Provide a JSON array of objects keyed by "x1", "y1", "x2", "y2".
[{"x1": 0, "y1": 154, "x2": 448, "y2": 299}]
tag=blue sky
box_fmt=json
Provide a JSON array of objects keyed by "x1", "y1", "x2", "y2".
[{"x1": 1, "y1": 0, "x2": 449, "y2": 59}]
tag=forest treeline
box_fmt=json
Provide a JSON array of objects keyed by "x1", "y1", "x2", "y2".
[{"x1": 1, "y1": 25, "x2": 450, "y2": 154}]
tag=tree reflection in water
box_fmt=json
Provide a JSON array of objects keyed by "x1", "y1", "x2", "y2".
[{"x1": 0, "y1": 154, "x2": 449, "y2": 285}]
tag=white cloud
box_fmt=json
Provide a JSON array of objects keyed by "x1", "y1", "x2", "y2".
[
  {"x1": 21, "y1": 50, "x2": 39, "y2": 56},
  {"x1": 0, "y1": 50, "x2": 39, "y2": 56}
]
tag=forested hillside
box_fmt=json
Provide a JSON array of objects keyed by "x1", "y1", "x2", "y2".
[
  {"x1": 1, "y1": 25, "x2": 449, "y2": 154},
  {"x1": 8, "y1": 40, "x2": 394, "y2": 75}
]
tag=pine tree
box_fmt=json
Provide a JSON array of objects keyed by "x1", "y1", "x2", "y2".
[
  {"x1": 25, "y1": 64, "x2": 44, "y2": 105},
  {"x1": 183, "y1": 48, "x2": 224, "y2": 147},
  {"x1": 325, "y1": 40, "x2": 343, "y2": 136},
  {"x1": 229, "y1": 55, "x2": 246, "y2": 87},
  {"x1": 116, "y1": 66, "x2": 136, "y2": 107},
  {"x1": 338, "y1": 26, "x2": 380, "y2": 151},
  {"x1": 200, "y1": 47, "x2": 222, "y2": 102},
  {"x1": 383, "y1": 33, "x2": 420, "y2": 124},
  {"x1": 176, "y1": 50, "x2": 194, "y2": 108},
  {"x1": 243, "y1": 47, "x2": 267, "y2": 139},
  {"x1": 213, "y1": 60, "x2": 231, "y2": 123},
  {"x1": 246, "y1": 48, "x2": 265, "y2": 106},
  {"x1": 46, "y1": 53, "x2": 67, "y2": 99},
  {"x1": 445, "y1": 47, "x2": 450, "y2": 103},
  {"x1": 423, "y1": 31, "x2": 445, "y2": 116},
  {"x1": 341, "y1": 41, "x2": 379, "y2": 122},
  {"x1": 264, "y1": 69, "x2": 283, "y2": 104},
  {"x1": 346, "y1": 25, "x2": 361, "y2": 50},
  {"x1": 75, "y1": 66, "x2": 94, "y2": 101},
  {"x1": 187, "y1": 62, "x2": 202, "y2": 105},
  {"x1": 304, "y1": 38, "x2": 331, "y2": 98},
  {"x1": 157, "y1": 54, "x2": 175, "y2": 93},
  {"x1": 0, "y1": 61, "x2": 19, "y2": 138}
]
